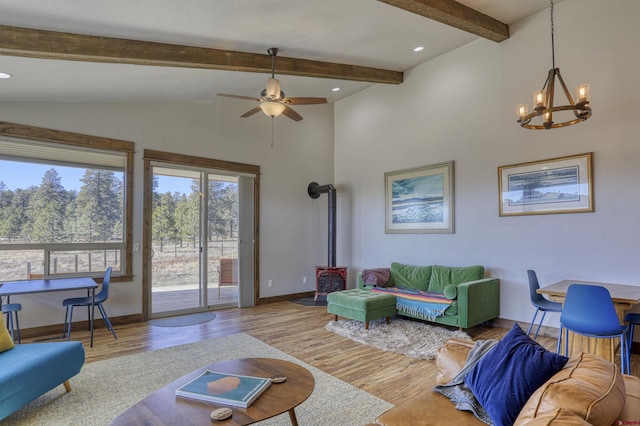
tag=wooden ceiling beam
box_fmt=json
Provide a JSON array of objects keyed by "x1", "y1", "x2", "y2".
[
  {"x1": 0, "y1": 25, "x2": 403, "y2": 85},
  {"x1": 377, "y1": 0, "x2": 509, "y2": 42}
]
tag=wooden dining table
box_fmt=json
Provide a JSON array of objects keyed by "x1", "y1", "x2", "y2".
[{"x1": 538, "y1": 279, "x2": 640, "y2": 362}]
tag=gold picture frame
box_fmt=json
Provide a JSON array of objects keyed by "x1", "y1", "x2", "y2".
[
  {"x1": 498, "y1": 153, "x2": 594, "y2": 216},
  {"x1": 384, "y1": 161, "x2": 454, "y2": 233}
]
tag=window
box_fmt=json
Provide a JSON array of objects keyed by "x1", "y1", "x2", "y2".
[{"x1": 0, "y1": 123, "x2": 133, "y2": 281}]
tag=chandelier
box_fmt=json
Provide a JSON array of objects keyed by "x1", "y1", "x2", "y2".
[{"x1": 516, "y1": 0, "x2": 591, "y2": 129}]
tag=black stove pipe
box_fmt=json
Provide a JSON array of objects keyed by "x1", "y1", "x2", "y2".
[{"x1": 308, "y1": 182, "x2": 336, "y2": 267}]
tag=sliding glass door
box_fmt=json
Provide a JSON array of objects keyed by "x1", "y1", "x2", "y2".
[
  {"x1": 149, "y1": 165, "x2": 241, "y2": 317},
  {"x1": 205, "y1": 173, "x2": 240, "y2": 308}
]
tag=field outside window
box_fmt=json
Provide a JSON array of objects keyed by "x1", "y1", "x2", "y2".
[{"x1": 0, "y1": 132, "x2": 132, "y2": 281}]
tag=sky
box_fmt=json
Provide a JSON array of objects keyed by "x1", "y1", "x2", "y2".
[
  {"x1": 0, "y1": 160, "x2": 192, "y2": 194},
  {"x1": 0, "y1": 160, "x2": 86, "y2": 191}
]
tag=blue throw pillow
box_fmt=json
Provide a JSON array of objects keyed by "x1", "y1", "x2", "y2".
[{"x1": 464, "y1": 323, "x2": 569, "y2": 426}]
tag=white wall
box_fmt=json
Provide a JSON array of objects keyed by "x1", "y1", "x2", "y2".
[
  {"x1": 3, "y1": 0, "x2": 639, "y2": 331},
  {"x1": 334, "y1": 0, "x2": 640, "y2": 328},
  {"x1": 0, "y1": 100, "x2": 334, "y2": 327}
]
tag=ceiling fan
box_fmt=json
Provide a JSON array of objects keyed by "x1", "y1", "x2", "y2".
[{"x1": 217, "y1": 48, "x2": 327, "y2": 121}]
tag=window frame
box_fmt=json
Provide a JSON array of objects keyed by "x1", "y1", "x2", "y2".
[{"x1": 0, "y1": 121, "x2": 134, "y2": 280}]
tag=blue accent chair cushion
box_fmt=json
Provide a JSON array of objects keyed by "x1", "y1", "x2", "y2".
[
  {"x1": 0, "y1": 341, "x2": 85, "y2": 420},
  {"x1": 464, "y1": 323, "x2": 569, "y2": 426}
]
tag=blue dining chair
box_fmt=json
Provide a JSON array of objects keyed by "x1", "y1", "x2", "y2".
[
  {"x1": 526, "y1": 270, "x2": 563, "y2": 339},
  {"x1": 2, "y1": 302, "x2": 21, "y2": 343},
  {"x1": 63, "y1": 267, "x2": 117, "y2": 341},
  {"x1": 557, "y1": 284, "x2": 629, "y2": 374}
]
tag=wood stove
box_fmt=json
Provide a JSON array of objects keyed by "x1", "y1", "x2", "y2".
[
  {"x1": 308, "y1": 182, "x2": 347, "y2": 301},
  {"x1": 315, "y1": 266, "x2": 346, "y2": 301}
]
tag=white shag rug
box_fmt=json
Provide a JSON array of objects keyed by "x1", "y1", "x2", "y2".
[
  {"x1": 5, "y1": 333, "x2": 392, "y2": 426},
  {"x1": 326, "y1": 317, "x2": 471, "y2": 360}
]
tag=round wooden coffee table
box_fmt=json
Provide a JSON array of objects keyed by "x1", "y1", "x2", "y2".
[{"x1": 111, "y1": 358, "x2": 315, "y2": 425}]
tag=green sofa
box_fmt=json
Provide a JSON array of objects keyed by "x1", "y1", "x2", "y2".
[{"x1": 357, "y1": 262, "x2": 500, "y2": 329}]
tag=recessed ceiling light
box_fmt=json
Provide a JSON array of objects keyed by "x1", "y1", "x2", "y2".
[
  {"x1": 414, "y1": 46, "x2": 424, "y2": 52},
  {"x1": 332, "y1": 87, "x2": 340, "y2": 92},
  {"x1": 0, "y1": 72, "x2": 12, "y2": 79}
]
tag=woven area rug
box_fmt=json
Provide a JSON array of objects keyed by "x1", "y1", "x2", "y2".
[
  {"x1": 326, "y1": 317, "x2": 471, "y2": 360},
  {"x1": 6, "y1": 333, "x2": 392, "y2": 425},
  {"x1": 148, "y1": 311, "x2": 216, "y2": 327}
]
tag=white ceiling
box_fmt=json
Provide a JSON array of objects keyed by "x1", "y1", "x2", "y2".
[{"x1": 0, "y1": 0, "x2": 553, "y2": 104}]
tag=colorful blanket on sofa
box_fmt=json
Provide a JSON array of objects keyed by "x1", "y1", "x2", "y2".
[{"x1": 371, "y1": 287, "x2": 453, "y2": 321}]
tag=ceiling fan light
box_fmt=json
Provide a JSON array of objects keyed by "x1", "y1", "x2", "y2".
[
  {"x1": 260, "y1": 101, "x2": 286, "y2": 117},
  {"x1": 266, "y1": 78, "x2": 281, "y2": 99}
]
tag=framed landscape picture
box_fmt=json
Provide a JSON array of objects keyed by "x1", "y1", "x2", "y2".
[
  {"x1": 384, "y1": 161, "x2": 454, "y2": 233},
  {"x1": 498, "y1": 152, "x2": 594, "y2": 216}
]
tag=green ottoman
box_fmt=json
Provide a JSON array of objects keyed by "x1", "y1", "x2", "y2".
[{"x1": 327, "y1": 289, "x2": 397, "y2": 329}]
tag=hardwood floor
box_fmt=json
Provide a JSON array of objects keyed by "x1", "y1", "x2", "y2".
[{"x1": 33, "y1": 301, "x2": 639, "y2": 407}]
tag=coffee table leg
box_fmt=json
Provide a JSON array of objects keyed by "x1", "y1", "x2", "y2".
[{"x1": 288, "y1": 408, "x2": 299, "y2": 426}]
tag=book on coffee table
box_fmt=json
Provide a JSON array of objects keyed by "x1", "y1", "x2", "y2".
[{"x1": 175, "y1": 370, "x2": 272, "y2": 408}]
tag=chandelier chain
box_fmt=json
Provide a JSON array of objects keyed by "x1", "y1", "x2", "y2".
[{"x1": 550, "y1": 0, "x2": 556, "y2": 70}]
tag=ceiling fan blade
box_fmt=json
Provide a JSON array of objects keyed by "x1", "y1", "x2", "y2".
[
  {"x1": 241, "y1": 107, "x2": 262, "y2": 118},
  {"x1": 217, "y1": 93, "x2": 261, "y2": 102},
  {"x1": 283, "y1": 97, "x2": 328, "y2": 105},
  {"x1": 282, "y1": 105, "x2": 303, "y2": 121}
]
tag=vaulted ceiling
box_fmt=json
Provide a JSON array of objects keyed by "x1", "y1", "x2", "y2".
[{"x1": 0, "y1": 0, "x2": 554, "y2": 103}]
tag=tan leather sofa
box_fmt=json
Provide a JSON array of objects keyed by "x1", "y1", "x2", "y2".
[{"x1": 374, "y1": 338, "x2": 640, "y2": 426}]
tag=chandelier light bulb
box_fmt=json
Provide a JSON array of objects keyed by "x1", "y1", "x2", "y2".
[
  {"x1": 576, "y1": 84, "x2": 590, "y2": 104},
  {"x1": 517, "y1": 104, "x2": 529, "y2": 120},
  {"x1": 533, "y1": 90, "x2": 546, "y2": 109}
]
